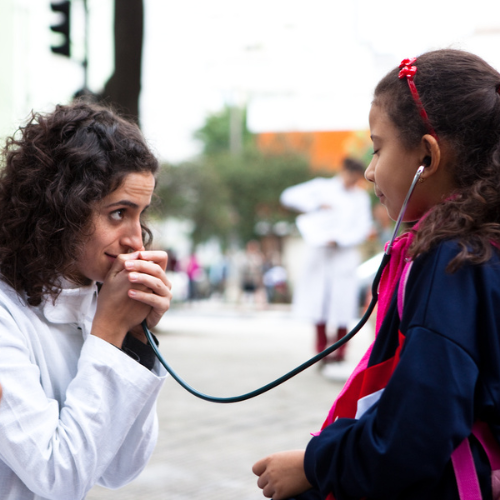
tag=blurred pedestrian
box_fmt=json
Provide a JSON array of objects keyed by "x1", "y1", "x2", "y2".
[
  {"x1": 280, "y1": 158, "x2": 372, "y2": 365},
  {"x1": 185, "y1": 252, "x2": 202, "y2": 301},
  {"x1": 263, "y1": 264, "x2": 289, "y2": 304},
  {"x1": 209, "y1": 255, "x2": 229, "y2": 299},
  {"x1": 239, "y1": 240, "x2": 265, "y2": 305},
  {"x1": 166, "y1": 247, "x2": 179, "y2": 272}
]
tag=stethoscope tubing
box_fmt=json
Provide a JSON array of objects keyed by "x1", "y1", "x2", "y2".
[
  {"x1": 142, "y1": 255, "x2": 387, "y2": 404},
  {"x1": 143, "y1": 166, "x2": 424, "y2": 403}
]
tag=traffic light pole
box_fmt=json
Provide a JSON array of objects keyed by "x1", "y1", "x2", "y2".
[
  {"x1": 51, "y1": 0, "x2": 94, "y2": 98},
  {"x1": 50, "y1": 1, "x2": 71, "y2": 57}
]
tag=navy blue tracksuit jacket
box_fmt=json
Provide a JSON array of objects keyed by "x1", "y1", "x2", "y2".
[{"x1": 300, "y1": 241, "x2": 500, "y2": 500}]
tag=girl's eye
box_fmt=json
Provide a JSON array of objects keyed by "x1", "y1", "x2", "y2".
[{"x1": 110, "y1": 209, "x2": 125, "y2": 221}]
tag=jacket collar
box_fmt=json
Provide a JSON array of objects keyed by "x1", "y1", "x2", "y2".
[{"x1": 41, "y1": 278, "x2": 98, "y2": 328}]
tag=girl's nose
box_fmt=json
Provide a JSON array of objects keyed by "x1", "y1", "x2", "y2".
[{"x1": 365, "y1": 161, "x2": 375, "y2": 183}]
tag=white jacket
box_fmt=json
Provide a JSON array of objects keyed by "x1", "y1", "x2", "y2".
[
  {"x1": 281, "y1": 177, "x2": 372, "y2": 328},
  {"x1": 0, "y1": 279, "x2": 167, "y2": 500}
]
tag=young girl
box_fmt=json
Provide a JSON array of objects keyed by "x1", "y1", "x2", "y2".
[
  {"x1": 0, "y1": 101, "x2": 172, "y2": 499},
  {"x1": 253, "y1": 49, "x2": 500, "y2": 499}
]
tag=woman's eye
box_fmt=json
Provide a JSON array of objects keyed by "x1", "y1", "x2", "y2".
[{"x1": 110, "y1": 209, "x2": 124, "y2": 221}]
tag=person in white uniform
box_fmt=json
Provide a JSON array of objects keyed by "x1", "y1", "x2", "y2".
[
  {"x1": 280, "y1": 158, "x2": 372, "y2": 363},
  {"x1": 0, "y1": 101, "x2": 172, "y2": 500}
]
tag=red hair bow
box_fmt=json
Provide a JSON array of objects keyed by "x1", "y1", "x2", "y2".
[
  {"x1": 398, "y1": 57, "x2": 438, "y2": 140},
  {"x1": 398, "y1": 58, "x2": 417, "y2": 79}
]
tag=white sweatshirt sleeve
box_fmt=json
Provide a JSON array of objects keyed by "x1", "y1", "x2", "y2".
[
  {"x1": 0, "y1": 304, "x2": 166, "y2": 500},
  {"x1": 334, "y1": 189, "x2": 373, "y2": 248},
  {"x1": 280, "y1": 178, "x2": 327, "y2": 213}
]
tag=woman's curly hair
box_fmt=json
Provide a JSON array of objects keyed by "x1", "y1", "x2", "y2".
[
  {"x1": 374, "y1": 49, "x2": 500, "y2": 271},
  {"x1": 0, "y1": 100, "x2": 159, "y2": 306}
]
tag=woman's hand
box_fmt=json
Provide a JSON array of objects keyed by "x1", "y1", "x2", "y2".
[
  {"x1": 91, "y1": 251, "x2": 172, "y2": 347},
  {"x1": 252, "y1": 450, "x2": 311, "y2": 499},
  {"x1": 124, "y1": 250, "x2": 172, "y2": 339}
]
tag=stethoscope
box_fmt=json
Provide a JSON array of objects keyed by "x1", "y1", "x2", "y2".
[{"x1": 142, "y1": 166, "x2": 425, "y2": 403}]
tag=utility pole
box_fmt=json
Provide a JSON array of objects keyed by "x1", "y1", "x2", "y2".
[
  {"x1": 81, "y1": 0, "x2": 89, "y2": 93},
  {"x1": 229, "y1": 105, "x2": 243, "y2": 155}
]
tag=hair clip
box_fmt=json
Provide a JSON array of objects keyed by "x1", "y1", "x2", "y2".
[{"x1": 399, "y1": 58, "x2": 438, "y2": 140}]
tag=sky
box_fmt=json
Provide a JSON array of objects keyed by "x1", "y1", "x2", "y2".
[
  {"x1": 135, "y1": 0, "x2": 500, "y2": 163},
  {"x1": 4, "y1": 0, "x2": 500, "y2": 164}
]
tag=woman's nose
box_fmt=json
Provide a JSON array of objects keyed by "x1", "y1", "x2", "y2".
[{"x1": 122, "y1": 220, "x2": 143, "y2": 252}]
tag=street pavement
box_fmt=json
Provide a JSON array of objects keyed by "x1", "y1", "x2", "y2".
[{"x1": 87, "y1": 300, "x2": 374, "y2": 500}]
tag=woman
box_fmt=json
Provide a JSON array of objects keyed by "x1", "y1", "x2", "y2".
[{"x1": 0, "y1": 101, "x2": 172, "y2": 499}]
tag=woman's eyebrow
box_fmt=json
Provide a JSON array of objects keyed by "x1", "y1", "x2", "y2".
[{"x1": 104, "y1": 200, "x2": 140, "y2": 209}]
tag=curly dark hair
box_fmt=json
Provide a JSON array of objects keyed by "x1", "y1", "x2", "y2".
[
  {"x1": 374, "y1": 49, "x2": 500, "y2": 271},
  {"x1": 0, "y1": 100, "x2": 159, "y2": 306}
]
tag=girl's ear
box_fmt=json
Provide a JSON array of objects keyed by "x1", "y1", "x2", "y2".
[{"x1": 419, "y1": 134, "x2": 441, "y2": 179}]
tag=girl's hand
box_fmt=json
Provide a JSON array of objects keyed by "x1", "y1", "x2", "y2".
[{"x1": 252, "y1": 450, "x2": 311, "y2": 499}]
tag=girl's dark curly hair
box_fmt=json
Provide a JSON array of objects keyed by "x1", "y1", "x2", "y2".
[
  {"x1": 374, "y1": 49, "x2": 500, "y2": 271},
  {"x1": 0, "y1": 100, "x2": 159, "y2": 306}
]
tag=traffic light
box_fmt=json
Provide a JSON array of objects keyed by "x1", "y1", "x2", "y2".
[{"x1": 50, "y1": 1, "x2": 71, "y2": 57}]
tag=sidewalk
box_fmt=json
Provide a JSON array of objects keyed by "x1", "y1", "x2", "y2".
[{"x1": 87, "y1": 300, "x2": 374, "y2": 500}]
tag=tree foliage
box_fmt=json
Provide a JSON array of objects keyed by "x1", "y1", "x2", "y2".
[
  {"x1": 207, "y1": 149, "x2": 312, "y2": 243},
  {"x1": 155, "y1": 107, "x2": 314, "y2": 246},
  {"x1": 193, "y1": 106, "x2": 254, "y2": 155},
  {"x1": 155, "y1": 161, "x2": 234, "y2": 245}
]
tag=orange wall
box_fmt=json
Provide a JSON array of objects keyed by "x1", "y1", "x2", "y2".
[{"x1": 257, "y1": 130, "x2": 371, "y2": 173}]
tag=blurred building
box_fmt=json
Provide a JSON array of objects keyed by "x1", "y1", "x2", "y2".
[{"x1": 257, "y1": 130, "x2": 371, "y2": 173}]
